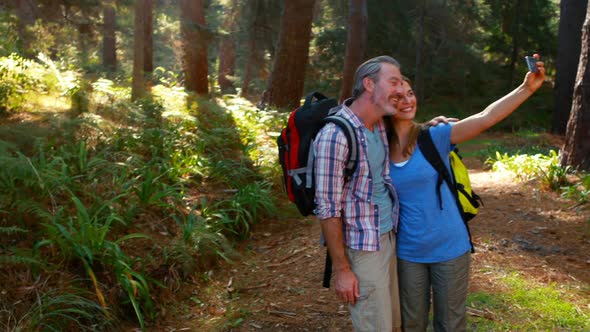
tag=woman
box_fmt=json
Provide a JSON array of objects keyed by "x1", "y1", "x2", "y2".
[{"x1": 388, "y1": 55, "x2": 545, "y2": 331}]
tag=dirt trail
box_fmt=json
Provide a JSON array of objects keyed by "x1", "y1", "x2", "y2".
[{"x1": 157, "y1": 139, "x2": 590, "y2": 332}]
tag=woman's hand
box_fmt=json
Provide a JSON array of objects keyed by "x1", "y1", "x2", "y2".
[{"x1": 523, "y1": 54, "x2": 546, "y2": 93}]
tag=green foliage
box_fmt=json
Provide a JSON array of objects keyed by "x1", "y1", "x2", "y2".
[
  {"x1": 0, "y1": 225, "x2": 28, "y2": 235},
  {"x1": 539, "y1": 163, "x2": 572, "y2": 191},
  {"x1": 0, "y1": 253, "x2": 42, "y2": 268},
  {"x1": 170, "y1": 208, "x2": 234, "y2": 277},
  {"x1": 561, "y1": 173, "x2": 590, "y2": 206},
  {"x1": 204, "y1": 182, "x2": 276, "y2": 239},
  {"x1": 40, "y1": 195, "x2": 153, "y2": 327},
  {"x1": 0, "y1": 53, "x2": 80, "y2": 113},
  {"x1": 0, "y1": 54, "x2": 40, "y2": 112},
  {"x1": 220, "y1": 96, "x2": 287, "y2": 190},
  {"x1": 0, "y1": 223, "x2": 41, "y2": 268},
  {"x1": 471, "y1": 140, "x2": 555, "y2": 160},
  {"x1": 0, "y1": 1, "x2": 570, "y2": 329},
  {"x1": 485, "y1": 148, "x2": 590, "y2": 206},
  {"x1": 206, "y1": 158, "x2": 259, "y2": 187},
  {"x1": 4, "y1": 288, "x2": 112, "y2": 332},
  {"x1": 0, "y1": 148, "x2": 61, "y2": 220},
  {"x1": 42, "y1": 196, "x2": 125, "y2": 266},
  {"x1": 482, "y1": 0, "x2": 558, "y2": 68},
  {"x1": 308, "y1": 25, "x2": 346, "y2": 96},
  {"x1": 36, "y1": 53, "x2": 80, "y2": 95},
  {"x1": 0, "y1": 244, "x2": 43, "y2": 269},
  {"x1": 486, "y1": 149, "x2": 559, "y2": 182},
  {"x1": 0, "y1": 12, "x2": 19, "y2": 56},
  {"x1": 0, "y1": 69, "x2": 285, "y2": 327},
  {"x1": 468, "y1": 273, "x2": 589, "y2": 330},
  {"x1": 127, "y1": 167, "x2": 181, "y2": 210}
]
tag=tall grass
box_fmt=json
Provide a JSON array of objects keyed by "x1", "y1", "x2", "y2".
[
  {"x1": 0, "y1": 58, "x2": 284, "y2": 328},
  {"x1": 0, "y1": 287, "x2": 112, "y2": 332},
  {"x1": 170, "y1": 207, "x2": 234, "y2": 277},
  {"x1": 40, "y1": 195, "x2": 153, "y2": 327},
  {"x1": 201, "y1": 182, "x2": 277, "y2": 239}
]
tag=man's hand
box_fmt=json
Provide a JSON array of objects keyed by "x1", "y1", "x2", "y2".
[
  {"x1": 426, "y1": 115, "x2": 459, "y2": 127},
  {"x1": 334, "y1": 268, "x2": 360, "y2": 305}
]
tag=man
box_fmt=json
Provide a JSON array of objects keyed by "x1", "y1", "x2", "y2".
[{"x1": 313, "y1": 55, "x2": 403, "y2": 331}]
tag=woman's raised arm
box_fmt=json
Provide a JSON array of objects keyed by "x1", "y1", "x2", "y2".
[{"x1": 450, "y1": 55, "x2": 546, "y2": 144}]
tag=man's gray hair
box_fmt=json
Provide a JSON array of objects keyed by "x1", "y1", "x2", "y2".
[{"x1": 351, "y1": 56, "x2": 401, "y2": 99}]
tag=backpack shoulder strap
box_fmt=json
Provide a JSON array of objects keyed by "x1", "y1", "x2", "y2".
[
  {"x1": 417, "y1": 129, "x2": 455, "y2": 209},
  {"x1": 324, "y1": 115, "x2": 358, "y2": 178},
  {"x1": 417, "y1": 129, "x2": 454, "y2": 189}
]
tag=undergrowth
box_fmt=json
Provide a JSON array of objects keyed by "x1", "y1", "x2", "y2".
[
  {"x1": 486, "y1": 148, "x2": 589, "y2": 207},
  {"x1": 0, "y1": 54, "x2": 284, "y2": 330},
  {"x1": 468, "y1": 273, "x2": 589, "y2": 330}
]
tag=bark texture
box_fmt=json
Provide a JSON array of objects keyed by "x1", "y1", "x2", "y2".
[
  {"x1": 260, "y1": 0, "x2": 316, "y2": 109},
  {"x1": 102, "y1": 0, "x2": 116, "y2": 71},
  {"x1": 553, "y1": 0, "x2": 588, "y2": 134},
  {"x1": 338, "y1": 0, "x2": 367, "y2": 102},
  {"x1": 561, "y1": 4, "x2": 590, "y2": 171},
  {"x1": 180, "y1": 0, "x2": 209, "y2": 95}
]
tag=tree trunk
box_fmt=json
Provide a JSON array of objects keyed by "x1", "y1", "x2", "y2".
[
  {"x1": 553, "y1": 0, "x2": 587, "y2": 134},
  {"x1": 561, "y1": 5, "x2": 590, "y2": 171},
  {"x1": 78, "y1": 21, "x2": 92, "y2": 68},
  {"x1": 339, "y1": 0, "x2": 367, "y2": 102},
  {"x1": 180, "y1": 0, "x2": 209, "y2": 95},
  {"x1": 508, "y1": 0, "x2": 522, "y2": 89},
  {"x1": 16, "y1": 0, "x2": 36, "y2": 57},
  {"x1": 132, "y1": 0, "x2": 146, "y2": 101},
  {"x1": 261, "y1": 0, "x2": 316, "y2": 109},
  {"x1": 102, "y1": 0, "x2": 117, "y2": 71},
  {"x1": 218, "y1": 0, "x2": 238, "y2": 94},
  {"x1": 241, "y1": 0, "x2": 265, "y2": 97},
  {"x1": 144, "y1": 0, "x2": 154, "y2": 74},
  {"x1": 414, "y1": 1, "x2": 426, "y2": 102}
]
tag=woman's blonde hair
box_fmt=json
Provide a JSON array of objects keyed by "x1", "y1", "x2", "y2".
[{"x1": 386, "y1": 76, "x2": 425, "y2": 158}]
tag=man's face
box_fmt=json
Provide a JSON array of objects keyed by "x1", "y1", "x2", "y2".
[{"x1": 368, "y1": 63, "x2": 404, "y2": 116}]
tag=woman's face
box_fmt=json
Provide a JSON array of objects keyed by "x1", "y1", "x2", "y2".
[{"x1": 394, "y1": 81, "x2": 417, "y2": 121}]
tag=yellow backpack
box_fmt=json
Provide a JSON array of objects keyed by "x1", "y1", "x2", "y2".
[{"x1": 449, "y1": 149, "x2": 481, "y2": 219}]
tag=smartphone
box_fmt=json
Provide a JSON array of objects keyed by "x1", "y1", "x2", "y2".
[{"x1": 525, "y1": 56, "x2": 538, "y2": 73}]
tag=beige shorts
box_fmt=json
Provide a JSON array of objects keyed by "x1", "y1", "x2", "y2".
[{"x1": 345, "y1": 231, "x2": 401, "y2": 331}]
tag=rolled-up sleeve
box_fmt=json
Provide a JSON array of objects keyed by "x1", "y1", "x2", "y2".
[{"x1": 313, "y1": 124, "x2": 349, "y2": 219}]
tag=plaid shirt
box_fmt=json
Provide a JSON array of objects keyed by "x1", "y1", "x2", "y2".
[{"x1": 313, "y1": 104, "x2": 399, "y2": 251}]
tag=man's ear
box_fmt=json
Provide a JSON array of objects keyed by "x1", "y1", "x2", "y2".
[{"x1": 363, "y1": 77, "x2": 374, "y2": 93}]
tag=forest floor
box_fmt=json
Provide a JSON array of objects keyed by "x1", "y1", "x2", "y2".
[
  {"x1": 150, "y1": 133, "x2": 590, "y2": 331},
  {"x1": 4, "y1": 108, "x2": 587, "y2": 330}
]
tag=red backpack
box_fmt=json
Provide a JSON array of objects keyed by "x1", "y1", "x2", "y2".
[{"x1": 277, "y1": 92, "x2": 358, "y2": 216}]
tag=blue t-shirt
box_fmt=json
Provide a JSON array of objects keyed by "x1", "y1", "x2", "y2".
[
  {"x1": 389, "y1": 124, "x2": 470, "y2": 263},
  {"x1": 363, "y1": 127, "x2": 393, "y2": 235}
]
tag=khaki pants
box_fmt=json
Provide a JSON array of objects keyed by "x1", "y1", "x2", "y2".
[
  {"x1": 398, "y1": 251, "x2": 471, "y2": 332},
  {"x1": 345, "y1": 231, "x2": 401, "y2": 331}
]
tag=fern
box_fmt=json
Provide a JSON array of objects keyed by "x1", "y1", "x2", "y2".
[
  {"x1": 0, "y1": 226, "x2": 28, "y2": 235},
  {"x1": 0, "y1": 245, "x2": 43, "y2": 268},
  {"x1": 206, "y1": 182, "x2": 277, "y2": 238},
  {"x1": 0, "y1": 254, "x2": 41, "y2": 267},
  {"x1": 171, "y1": 208, "x2": 234, "y2": 277},
  {"x1": 41, "y1": 194, "x2": 154, "y2": 329}
]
